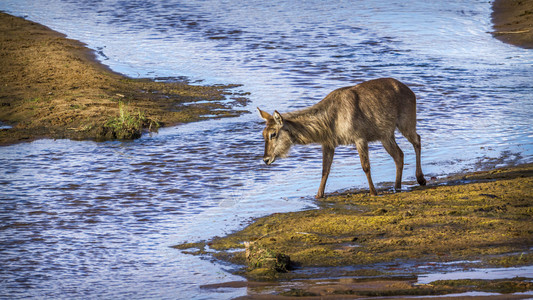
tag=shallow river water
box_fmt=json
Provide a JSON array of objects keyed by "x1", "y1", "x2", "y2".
[{"x1": 1, "y1": 0, "x2": 532, "y2": 299}]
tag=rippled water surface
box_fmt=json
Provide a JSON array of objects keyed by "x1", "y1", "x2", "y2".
[{"x1": 1, "y1": 0, "x2": 532, "y2": 298}]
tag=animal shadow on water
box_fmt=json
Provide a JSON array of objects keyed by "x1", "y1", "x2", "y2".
[{"x1": 258, "y1": 78, "x2": 427, "y2": 198}]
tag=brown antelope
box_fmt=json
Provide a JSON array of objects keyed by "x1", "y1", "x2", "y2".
[{"x1": 258, "y1": 78, "x2": 426, "y2": 197}]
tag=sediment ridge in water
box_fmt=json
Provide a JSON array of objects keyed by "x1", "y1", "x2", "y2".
[
  {"x1": 491, "y1": 0, "x2": 533, "y2": 49},
  {"x1": 177, "y1": 164, "x2": 533, "y2": 297},
  {"x1": 0, "y1": 12, "x2": 248, "y2": 145}
]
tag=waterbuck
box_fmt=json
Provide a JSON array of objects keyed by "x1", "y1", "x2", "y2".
[{"x1": 258, "y1": 78, "x2": 426, "y2": 197}]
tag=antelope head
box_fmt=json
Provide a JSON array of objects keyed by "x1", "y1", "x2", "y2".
[{"x1": 257, "y1": 107, "x2": 292, "y2": 165}]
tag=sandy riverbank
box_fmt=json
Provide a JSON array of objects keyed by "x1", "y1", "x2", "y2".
[
  {"x1": 177, "y1": 163, "x2": 533, "y2": 298},
  {"x1": 492, "y1": 0, "x2": 533, "y2": 48},
  {"x1": 0, "y1": 12, "x2": 248, "y2": 145}
]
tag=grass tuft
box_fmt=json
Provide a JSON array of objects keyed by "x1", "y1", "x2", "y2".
[{"x1": 100, "y1": 101, "x2": 158, "y2": 140}]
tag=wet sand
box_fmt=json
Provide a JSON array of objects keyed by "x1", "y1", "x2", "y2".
[
  {"x1": 0, "y1": 12, "x2": 248, "y2": 145},
  {"x1": 491, "y1": 0, "x2": 533, "y2": 48}
]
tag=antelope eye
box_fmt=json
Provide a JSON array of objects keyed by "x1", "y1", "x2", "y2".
[{"x1": 269, "y1": 132, "x2": 277, "y2": 140}]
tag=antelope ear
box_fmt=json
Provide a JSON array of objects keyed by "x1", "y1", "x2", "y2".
[
  {"x1": 273, "y1": 110, "x2": 283, "y2": 126},
  {"x1": 257, "y1": 107, "x2": 272, "y2": 121}
]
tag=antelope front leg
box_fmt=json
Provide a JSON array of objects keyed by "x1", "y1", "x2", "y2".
[
  {"x1": 356, "y1": 140, "x2": 377, "y2": 196},
  {"x1": 316, "y1": 145, "x2": 335, "y2": 198}
]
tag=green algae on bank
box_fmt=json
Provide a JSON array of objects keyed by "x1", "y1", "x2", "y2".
[{"x1": 176, "y1": 164, "x2": 533, "y2": 287}]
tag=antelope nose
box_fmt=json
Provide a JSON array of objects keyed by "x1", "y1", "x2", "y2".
[{"x1": 263, "y1": 157, "x2": 272, "y2": 165}]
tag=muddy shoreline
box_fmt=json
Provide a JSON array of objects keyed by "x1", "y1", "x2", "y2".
[
  {"x1": 491, "y1": 0, "x2": 533, "y2": 48},
  {"x1": 0, "y1": 12, "x2": 248, "y2": 145},
  {"x1": 177, "y1": 164, "x2": 533, "y2": 298}
]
